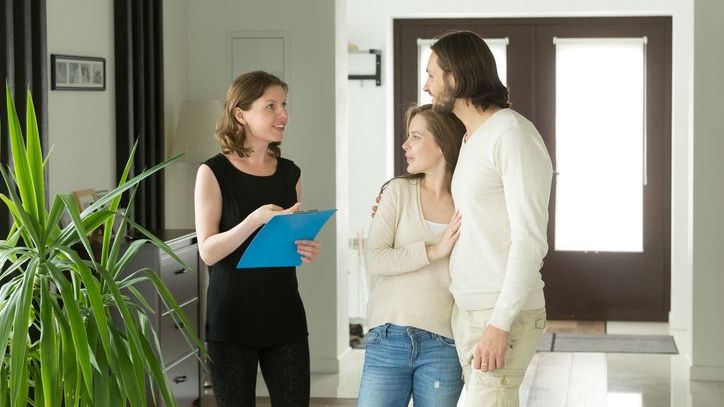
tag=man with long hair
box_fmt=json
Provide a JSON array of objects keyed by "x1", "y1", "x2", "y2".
[{"x1": 424, "y1": 30, "x2": 553, "y2": 406}]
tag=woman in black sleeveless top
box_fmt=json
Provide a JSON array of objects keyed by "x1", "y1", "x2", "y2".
[{"x1": 194, "y1": 71, "x2": 320, "y2": 406}]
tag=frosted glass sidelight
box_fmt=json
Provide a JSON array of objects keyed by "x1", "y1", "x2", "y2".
[
  {"x1": 417, "y1": 38, "x2": 508, "y2": 104},
  {"x1": 554, "y1": 37, "x2": 646, "y2": 252}
]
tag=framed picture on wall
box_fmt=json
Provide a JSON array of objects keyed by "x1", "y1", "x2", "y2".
[{"x1": 51, "y1": 54, "x2": 106, "y2": 91}]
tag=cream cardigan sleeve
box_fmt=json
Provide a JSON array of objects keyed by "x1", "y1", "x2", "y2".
[{"x1": 365, "y1": 180, "x2": 430, "y2": 276}]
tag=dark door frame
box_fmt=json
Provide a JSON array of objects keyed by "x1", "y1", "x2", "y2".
[{"x1": 394, "y1": 16, "x2": 672, "y2": 321}]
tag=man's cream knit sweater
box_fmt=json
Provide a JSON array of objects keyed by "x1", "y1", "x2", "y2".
[{"x1": 450, "y1": 108, "x2": 552, "y2": 332}]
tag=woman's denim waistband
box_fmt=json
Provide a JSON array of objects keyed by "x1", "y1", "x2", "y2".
[{"x1": 370, "y1": 323, "x2": 453, "y2": 341}]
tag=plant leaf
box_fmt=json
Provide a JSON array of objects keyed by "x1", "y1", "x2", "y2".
[
  {"x1": 95, "y1": 266, "x2": 148, "y2": 407},
  {"x1": 0, "y1": 190, "x2": 39, "y2": 249},
  {"x1": 47, "y1": 265, "x2": 94, "y2": 398},
  {"x1": 91, "y1": 346, "x2": 110, "y2": 407},
  {"x1": 106, "y1": 183, "x2": 141, "y2": 276},
  {"x1": 44, "y1": 195, "x2": 66, "y2": 243},
  {"x1": 124, "y1": 285, "x2": 155, "y2": 314},
  {"x1": 0, "y1": 290, "x2": 18, "y2": 374},
  {"x1": 4, "y1": 84, "x2": 39, "y2": 224},
  {"x1": 102, "y1": 139, "x2": 139, "y2": 264},
  {"x1": 25, "y1": 89, "x2": 46, "y2": 225},
  {"x1": 10, "y1": 258, "x2": 37, "y2": 407},
  {"x1": 144, "y1": 269, "x2": 208, "y2": 363},
  {"x1": 0, "y1": 363, "x2": 10, "y2": 407},
  {"x1": 112, "y1": 238, "x2": 148, "y2": 279},
  {"x1": 51, "y1": 292, "x2": 78, "y2": 407},
  {"x1": 0, "y1": 248, "x2": 29, "y2": 281},
  {"x1": 109, "y1": 328, "x2": 144, "y2": 406},
  {"x1": 58, "y1": 194, "x2": 97, "y2": 266},
  {"x1": 136, "y1": 327, "x2": 176, "y2": 407},
  {"x1": 58, "y1": 248, "x2": 112, "y2": 370},
  {"x1": 125, "y1": 217, "x2": 192, "y2": 273},
  {"x1": 39, "y1": 276, "x2": 59, "y2": 407}
]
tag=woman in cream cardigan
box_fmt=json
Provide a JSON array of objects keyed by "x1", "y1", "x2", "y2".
[{"x1": 358, "y1": 104, "x2": 465, "y2": 407}]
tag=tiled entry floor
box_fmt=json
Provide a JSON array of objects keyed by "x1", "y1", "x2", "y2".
[
  {"x1": 201, "y1": 322, "x2": 724, "y2": 406},
  {"x1": 201, "y1": 352, "x2": 671, "y2": 407}
]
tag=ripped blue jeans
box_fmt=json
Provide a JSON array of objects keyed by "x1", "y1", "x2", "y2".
[{"x1": 358, "y1": 324, "x2": 463, "y2": 407}]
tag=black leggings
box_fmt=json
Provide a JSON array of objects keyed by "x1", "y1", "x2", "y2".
[{"x1": 208, "y1": 337, "x2": 310, "y2": 407}]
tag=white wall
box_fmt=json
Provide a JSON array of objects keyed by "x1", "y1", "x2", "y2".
[
  {"x1": 46, "y1": 0, "x2": 115, "y2": 198},
  {"x1": 175, "y1": 0, "x2": 344, "y2": 372},
  {"x1": 668, "y1": 0, "x2": 694, "y2": 357},
  {"x1": 346, "y1": 0, "x2": 695, "y2": 363},
  {"x1": 690, "y1": 0, "x2": 724, "y2": 382},
  {"x1": 334, "y1": 0, "x2": 351, "y2": 363}
]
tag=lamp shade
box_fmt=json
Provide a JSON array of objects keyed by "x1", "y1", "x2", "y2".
[{"x1": 172, "y1": 99, "x2": 224, "y2": 162}]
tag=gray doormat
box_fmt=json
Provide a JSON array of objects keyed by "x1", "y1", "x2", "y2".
[{"x1": 537, "y1": 333, "x2": 678, "y2": 354}]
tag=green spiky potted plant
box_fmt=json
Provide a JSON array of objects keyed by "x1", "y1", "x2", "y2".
[{"x1": 0, "y1": 84, "x2": 207, "y2": 406}]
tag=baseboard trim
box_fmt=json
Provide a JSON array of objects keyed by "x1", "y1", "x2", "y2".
[
  {"x1": 310, "y1": 357, "x2": 339, "y2": 373},
  {"x1": 690, "y1": 365, "x2": 724, "y2": 382},
  {"x1": 310, "y1": 347, "x2": 351, "y2": 373},
  {"x1": 668, "y1": 312, "x2": 688, "y2": 331}
]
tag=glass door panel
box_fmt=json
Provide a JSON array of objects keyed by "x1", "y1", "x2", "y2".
[
  {"x1": 554, "y1": 38, "x2": 646, "y2": 252},
  {"x1": 417, "y1": 38, "x2": 508, "y2": 104}
]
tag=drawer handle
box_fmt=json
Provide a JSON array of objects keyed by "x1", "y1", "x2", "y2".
[
  {"x1": 173, "y1": 375, "x2": 187, "y2": 384},
  {"x1": 173, "y1": 269, "x2": 185, "y2": 275},
  {"x1": 174, "y1": 322, "x2": 185, "y2": 330}
]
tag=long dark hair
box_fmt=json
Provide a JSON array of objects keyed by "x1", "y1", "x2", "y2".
[
  {"x1": 431, "y1": 30, "x2": 510, "y2": 111},
  {"x1": 216, "y1": 71, "x2": 288, "y2": 158},
  {"x1": 379, "y1": 104, "x2": 465, "y2": 194}
]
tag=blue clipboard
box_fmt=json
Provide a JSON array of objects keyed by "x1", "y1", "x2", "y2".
[{"x1": 237, "y1": 209, "x2": 336, "y2": 269}]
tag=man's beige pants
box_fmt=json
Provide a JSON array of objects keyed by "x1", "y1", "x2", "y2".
[{"x1": 451, "y1": 305, "x2": 546, "y2": 407}]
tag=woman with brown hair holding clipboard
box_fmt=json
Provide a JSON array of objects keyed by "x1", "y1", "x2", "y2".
[{"x1": 194, "y1": 71, "x2": 321, "y2": 406}]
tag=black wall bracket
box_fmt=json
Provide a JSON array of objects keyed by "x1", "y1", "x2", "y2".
[{"x1": 348, "y1": 49, "x2": 381, "y2": 86}]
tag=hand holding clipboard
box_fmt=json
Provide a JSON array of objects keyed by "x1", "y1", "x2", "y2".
[{"x1": 237, "y1": 208, "x2": 336, "y2": 269}]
